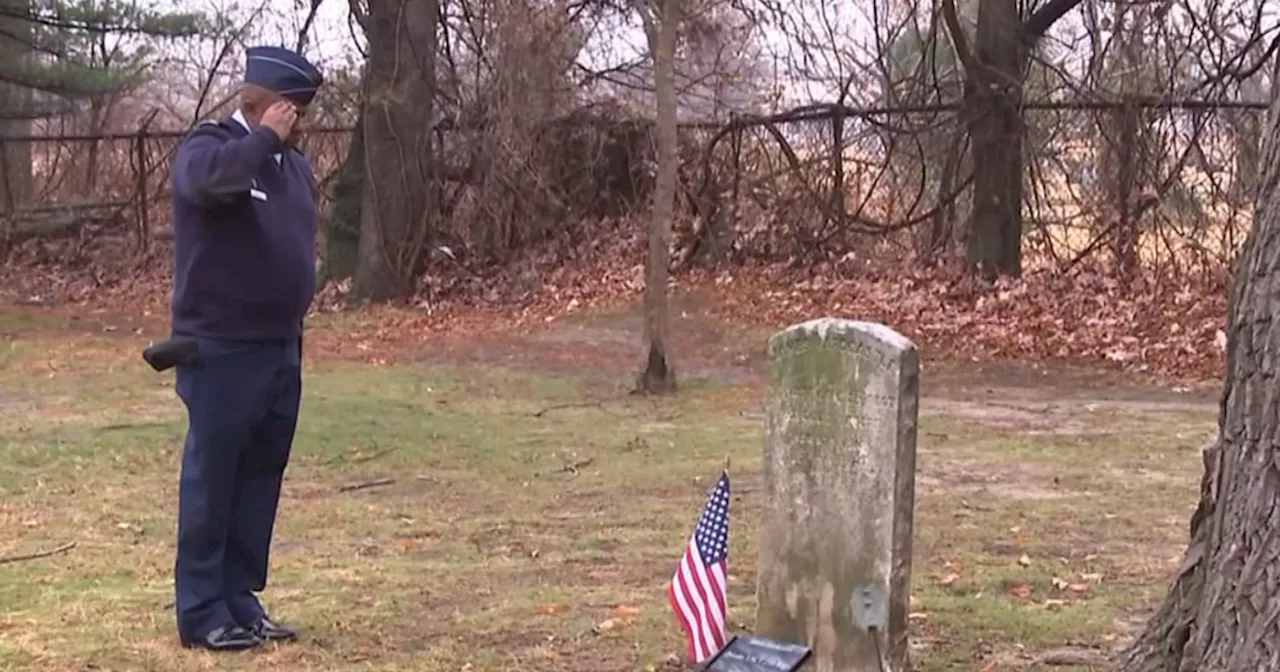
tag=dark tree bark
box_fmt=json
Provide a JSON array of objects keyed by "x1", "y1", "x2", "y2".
[
  {"x1": 1107, "y1": 100, "x2": 1141, "y2": 278},
  {"x1": 942, "y1": 0, "x2": 1084, "y2": 281},
  {"x1": 963, "y1": 0, "x2": 1022, "y2": 279},
  {"x1": 322, "y1": 111, "x2": 364, "y2": 283},
  {"x1": 1114, "y1": 94, "x2": 1280, "y2": 672},
  {"x1": 633, "y1": 0, "x2": 679, "y2": 395},
  {"x1": 926, "y1": 129, "x2": 966, "y2": 261},
  {"x1": 0, "y1": 0, "x2": 33, "y2": 235},
  {"x1": 353, "y1": 0, "x2": 439, "y2": 302}
]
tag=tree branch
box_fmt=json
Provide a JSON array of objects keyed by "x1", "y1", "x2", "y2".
[
  {"x1": 630, "y1": 0, "x2": 659, "y2": 50},
  {"x1": 1022, "y1": 0, "x2": 1085, "y2": 40},
  {"x1": 939, "y1": 0, "x2": 977, "y2": 75},
  {"x1": 0, "y1": 541, "x2": 76, "y2": 565},
  {"x1": 297, "y1": 0, "x2": 327, "y2": 52},
  {"x1": 348, "y1": 0, "x2": 370, "y2": 33}
]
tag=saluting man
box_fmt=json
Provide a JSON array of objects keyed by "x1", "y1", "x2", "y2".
[{"x1": 168, "y1": 45, "x2": 324, "y2": 652}]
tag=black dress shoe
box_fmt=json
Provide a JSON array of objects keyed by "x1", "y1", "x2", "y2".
[
  {"x1": 248, "y1": 616, "x2": 297, "y2": 642},
  {"x1": 180, "y1": 623, "x2": 261, "y2": 651}
]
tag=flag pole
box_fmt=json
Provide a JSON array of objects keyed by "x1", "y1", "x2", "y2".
[{"x1": 723, "y1": 453, "x2": 730, "y2": 475}]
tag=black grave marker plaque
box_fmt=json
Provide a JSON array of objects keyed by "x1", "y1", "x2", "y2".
[{"x1": 703, "y1": 635, "x2": 812, "y2": 672}]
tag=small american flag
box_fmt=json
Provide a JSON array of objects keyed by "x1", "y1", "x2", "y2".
[{"x1": 668, "y1": 470, "x2": 730, "y2": 663}]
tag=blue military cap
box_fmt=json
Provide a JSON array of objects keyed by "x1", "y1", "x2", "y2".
[{"x1": 243, "y1": 45, "x2": 323, "y2": 106}]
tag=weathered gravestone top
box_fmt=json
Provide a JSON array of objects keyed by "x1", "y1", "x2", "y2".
[{"x1": 755, "y1": 318, "x2": 919, "y2": 672}]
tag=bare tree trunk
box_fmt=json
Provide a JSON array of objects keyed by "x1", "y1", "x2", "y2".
[
  {"x1": 323, "y1": 110, "x2": 364, "y2": 283},
  {"x1": 1109, "y1": 101, "x2": 1139, "y2": 277},
  {"x1": 79, "y1": 97, "x2": 105, "y2": 192},
  {"x1": 944, "y1": 0, "x2": 1084, "y2": 281},
  {"x1": 353, "y1": 0, "x2": 439, "y2": 302},
  {"x1": 1098, "y1": 0, "x2": 1148, "y2": 281},
  {"x1": 922, "y1": 128, "x2": 965, "y2": 262},
  {"x1": 635, "y1": 0, "x2": 679, "y2": 394},
  {"x1": 0, "y1": 0, "x2": 33, "y2": 236},
  {"x1": 829, "y1": 107, "x2": 845, "y2": 227},
  {"x1": 964, "y1": 0, "x2": 1023, "y2": 281},
  {"x1": 1231, "y1": 36, "x2": 1267, "y2": 205},
  {"x1": 1114, "y1": 91, "x2": 1280, "y2": 672}
]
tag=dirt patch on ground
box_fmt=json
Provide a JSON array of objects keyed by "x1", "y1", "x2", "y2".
[
  {"x1": 918, "y1": 457, "x2": 1068, "y2": 501},
  {"x1": 3, "y1": 288, "x2": 1221, "y2": 452},
  {"x1": 2, "y1": 286, "x2": 1221, "y2": 395},
  {"x1": 417, "y1": 291, "x2": 1222, "y2": 433},
  {"x1": 0, "y1": 388, "x2": 33, "y2": 413},
  {"x1": 412, "y1": 290, "x2": 765, "y2": 385},
  {"x1": 923, "y1": 395, "x2": 1216, "y2": 435}
]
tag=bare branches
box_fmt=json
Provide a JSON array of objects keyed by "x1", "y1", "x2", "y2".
[
  {"x1": 296, "y1": 0, "x2": 327, "y2": 52},
  {"x1": 3, "y1": 0, "x2": 1279, "y2": 287},
  {"x1": 189, "y1": 3, "x2": 270, "y2": 126},
  {"x1": 940, "y1": 0, "x2": 976, "y2": 75},
  {"x1": 0, "y1": 541, "x2": 75, "y2": 565},
  {"x1": 1022, "y1": 0, "x2": 1084, "y2": 40},
  {"x1": 338, "y1": 477, "x2": 394, "y2": 492},
  {"x1": 630, "y1": 0, "x2": 658, "y2": 46}
]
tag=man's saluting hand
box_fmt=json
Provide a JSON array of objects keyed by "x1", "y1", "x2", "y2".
[{"x1": 261, "y1": 101, "x2": 299, "y2": 144}]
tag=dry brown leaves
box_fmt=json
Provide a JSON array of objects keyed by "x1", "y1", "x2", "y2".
[
  {"x1": 690, "y1": 255, "x2": 1229, "y2": 382},
  {"x1": 0, "y1": 221, "x2": 1231, "y2": 383}
]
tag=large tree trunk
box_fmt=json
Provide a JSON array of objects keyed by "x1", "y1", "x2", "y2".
[
  {"x1": 635, "y1": 0, "x2": 678, "y2": 395},
  {"x1": 353, "y1": 0, "x2": 438, "y2": 302},
  {"x1": 945, "y1": 0, "x2": 1083, "y2": 280},
  {"x1": 1114, "y1": 91, "x2": 1280, "y2": 672},
  {"x1": 964, "y1": 0, "x2": 1023, "y2": 280}
]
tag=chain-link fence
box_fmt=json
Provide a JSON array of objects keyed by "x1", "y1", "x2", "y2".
[{"x1": 0, "y1": 96, "x2": 1268, "y2": 277}]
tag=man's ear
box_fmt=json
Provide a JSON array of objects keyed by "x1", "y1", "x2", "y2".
[{"x1": 237, "y1": 83, "x2": 276, "y2": 120}]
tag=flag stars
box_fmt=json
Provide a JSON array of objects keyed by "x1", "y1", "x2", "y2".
[{"x1": 693, "y1": 477, "x2": 730, "y2": 564}]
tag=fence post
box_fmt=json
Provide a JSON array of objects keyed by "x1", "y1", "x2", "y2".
[
  {"x1": 134, "y1": 122, "x2": 150, "y2": 255},
  {"x1": 726, "y1": 112, "x2": 741, "y2": 258},
  {"x1": 0, "y1": 137, "x2": 12, "y2": 257}
]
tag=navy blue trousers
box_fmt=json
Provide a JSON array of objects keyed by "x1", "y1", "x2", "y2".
[{"x1": 173, "y1": 335, "x2": 301, "y2": 640}]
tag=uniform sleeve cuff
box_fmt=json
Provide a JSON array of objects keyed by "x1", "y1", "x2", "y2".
[{"x1": 250, "y1": 125, "x2": 285, "y2": 154}]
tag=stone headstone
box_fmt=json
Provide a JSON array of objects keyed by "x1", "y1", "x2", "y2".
[{"x1": 755, "y1": 318, "x2": 919, "y2": 672}]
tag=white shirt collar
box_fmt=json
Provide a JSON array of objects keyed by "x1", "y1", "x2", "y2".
[{"x1": 232, "y1": 108, "x2": 281, "y2": 165}]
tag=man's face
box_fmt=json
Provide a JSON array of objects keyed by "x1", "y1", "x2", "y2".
[
  {"x1": 285, "y1": 102, "x2": 309, "y2": 148},
  {"x1": 245, "y1": 90, "x2": 309, "y2": 147}
]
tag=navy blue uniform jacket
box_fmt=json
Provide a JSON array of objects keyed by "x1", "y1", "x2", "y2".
[{"x1": 170, "y1": 116, "x2": 318, "y2": 341}]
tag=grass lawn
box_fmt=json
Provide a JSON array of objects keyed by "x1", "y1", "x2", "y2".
[{"x1": 0, "y1": 325, "x2": 1213, "y2": 671}]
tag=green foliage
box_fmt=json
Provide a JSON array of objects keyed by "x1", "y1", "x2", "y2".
[
  {"x1": 29, "y1": 0, "x2": 207, "y2": 34},
  {"x1": 0, "y1": 0, "x2": 210, "y2": 117}
]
